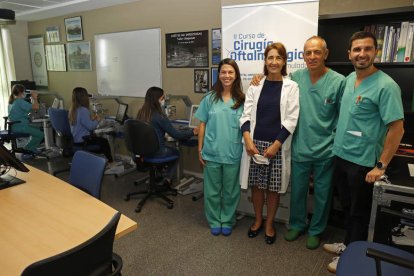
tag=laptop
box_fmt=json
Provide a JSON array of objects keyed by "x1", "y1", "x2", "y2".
[{"x1": 188, "y1": 105, "x2": 200, "y2": 128}]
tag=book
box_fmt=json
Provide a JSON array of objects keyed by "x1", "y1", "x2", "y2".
[
  {"x1": 385, "y1": 26, "x2": 394, "y2": 62},
  {"x1": 381, "y1": 25, "x2": 390, "y2": 62},
  {"x1": 404, "y1": 23, "x2": 414, "y2": 62},
  {"x1": 375, "y1": 24, "x2": 386, "y2": 62},
  {"x1": 397, "y1": 21, "x2": 410, "y2": 62},
  {"x1": 393, "y1": 27, "x2": 401, "y2": 62}
]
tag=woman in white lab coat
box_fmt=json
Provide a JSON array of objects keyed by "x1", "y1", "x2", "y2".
[{"x1": 239, "y1": 42, "x2": 299, "y2": 244}]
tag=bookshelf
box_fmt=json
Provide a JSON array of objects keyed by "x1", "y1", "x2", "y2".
[{"x1": 318, "y1": 7, "x2": 414, "y2": 111}]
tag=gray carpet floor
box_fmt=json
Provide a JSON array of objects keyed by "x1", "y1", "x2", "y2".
[{"x1": 26, "y1": 155, "x2": 344, "y2": 276}]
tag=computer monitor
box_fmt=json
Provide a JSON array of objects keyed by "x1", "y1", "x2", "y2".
[
  {"x1": 11, "y1": 80, "x2": 36, "y2": 91},
  {"x1": 188, "y1": 105, "x2": 200, "y2": 128},
  {"x1": 115, "y1": 103, "x2": 128, "y2": 124},
  {"x1": 0, "y1": 144, "x2": 29, "y2": 189}
]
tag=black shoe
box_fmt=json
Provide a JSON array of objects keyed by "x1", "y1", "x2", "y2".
[
  {"x1": 264, "y1": 233, "x2": 276, "y2": 245},
  {"x1": 248, "y1": 223, "x2": 263, "y2": 238}
]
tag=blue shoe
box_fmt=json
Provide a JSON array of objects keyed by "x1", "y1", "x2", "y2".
[
  {"x1": 211, "y1": 227, "x2": 221, "y2": 236},
  {"x1": 222, "y1": 227, "x2": 232, "y2": 236}
]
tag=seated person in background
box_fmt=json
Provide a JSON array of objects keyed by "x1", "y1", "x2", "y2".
[
  {"x1": 68, "y1": 87, "x2": 114, "y2": 163},
  {"x1": 137, "y1": 86, "x2": 199, "y2": 185},
  {"x1": 8, "y1": 84, "x2": 44, "y2": 154}
]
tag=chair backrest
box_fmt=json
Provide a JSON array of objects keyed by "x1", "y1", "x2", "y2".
[
  {"x1": 69, "y1": 150, "x2": 107, "y2": 199},
  {"x1": 21, "y1": 212, "x2": 121, "y2": 276},
  {"x1": 48, "y1": 108, "x2": 72, "y2": 136},
  {"x1": 124, "y1": 119, "x2": 159, "y2": 156}
]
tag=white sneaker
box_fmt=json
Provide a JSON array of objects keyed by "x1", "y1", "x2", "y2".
[
  {"x1": 323, "y1": 242, "x2": 346, "y2": 255},
  {"x1": 327, "y1": 256, "x2": 339, "y2": 273}
]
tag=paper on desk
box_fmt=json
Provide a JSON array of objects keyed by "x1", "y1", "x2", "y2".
[{"x1": 408, "y1": 164, "x2": 414, "y2": 177}]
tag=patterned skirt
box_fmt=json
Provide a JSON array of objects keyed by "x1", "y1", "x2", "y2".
[{"x1": 248, "y1": 139, "x2": 282, "y2": 192}]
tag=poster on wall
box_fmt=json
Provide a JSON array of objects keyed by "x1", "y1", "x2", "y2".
[
  {"x1": 211, "y1": 28, "x2": 221, "y2": 65},
  {"x1": 65, "y1": 16, "x2": 83, "y2": 41},
  {"x1": 67, "y1": 41, "x2": 91, "y2": 71},
  {"x1": 45, "y1": 44, "x2": 66, "y2": 71},
  {"x1": 222, "y1": 0, "x2": 319, "y2": 91},
  {"x1": 45, "y1": 25, "x2": 60, "y2": 43},
  {"x1": 28, "y1": 36, "x2": 48, "y2": 87},
  {"x1": 166, "y1": 30, "x2": 208, "y2": 68}
]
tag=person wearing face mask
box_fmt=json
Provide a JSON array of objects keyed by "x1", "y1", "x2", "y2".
[
  {"x1": 137, "y1": 86, "x2": 199, "y2": 185},
  {"x1": 8, "y1": 84, "x2": 44, "y2": 154}
]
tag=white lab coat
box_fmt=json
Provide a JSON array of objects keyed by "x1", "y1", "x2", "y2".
[{"x1": 239, "y1": 77, "x2": 300, "y2": 193}]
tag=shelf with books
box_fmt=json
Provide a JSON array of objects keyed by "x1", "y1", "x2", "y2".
[
  {"x1": 318, "y1": 7, "x2": 414, "y2": 112},
  {"x1": 325, "y1": 61, "x2": 414, "y2": 67}
]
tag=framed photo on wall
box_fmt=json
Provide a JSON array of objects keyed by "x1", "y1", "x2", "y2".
[
  {"x1": 166, "y1": 30, "x2": 209, "y2": 68},
  {"x1": 45, "y1": 25, "x2": 60, "y2": 43},
  {"x1": 65, "y1": 16, "x2": 83, "y2": 41},
  {"x1": 66, "y1": 41, "x2": 91, "y2": 71},
  {"x1": 194, "y1": 69, "x2": 209, "y2": 93},
  {"x1": 211, "y1": 28, "x2": 221, "y2": 65},
  {"x1": 211, "y1": 67, "x2": 218, "y2": 89}
]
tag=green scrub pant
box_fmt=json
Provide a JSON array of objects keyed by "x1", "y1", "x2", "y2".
[
  {"x1": 203, "y1": 161, "x2": 241, "y2": 228},
  {"x1": 13, "y1": 124, "x2": 44, "y2": 153},
  {"x1": 289, "y1": 157, "x2": 334, "y2": 236}
]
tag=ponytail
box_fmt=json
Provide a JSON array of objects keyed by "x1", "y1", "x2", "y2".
[{"x1": 9, "y1": 84, "x2": 25, "y2": 104}]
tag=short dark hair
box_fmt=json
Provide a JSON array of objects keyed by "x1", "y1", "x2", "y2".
[{"x1": 348, "y1": 31, "x2": 378, "y2": 50}]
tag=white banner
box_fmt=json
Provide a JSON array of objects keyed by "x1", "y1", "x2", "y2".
[
  {"x1": 222, "y1": 0, "x2": 319, "y2": 91},
  {"x1": 28, "y1": 36, "x2": 48, "y2": 87}
]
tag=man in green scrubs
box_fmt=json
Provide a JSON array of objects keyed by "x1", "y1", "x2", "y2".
[
  {"x1": 324, "y1": 31, "x2": 404, "y2": 273},
  {"x1": 284, "y1": 36, "x2": 345, "y2": 249}
]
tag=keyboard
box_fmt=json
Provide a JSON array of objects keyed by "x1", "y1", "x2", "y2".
[{"x1": 95, "y1": 126, "x2": 115, "y2": 134}]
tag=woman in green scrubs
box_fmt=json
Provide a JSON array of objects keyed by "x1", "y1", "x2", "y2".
[{"x1": 195, "y1": 58, "x2": 245, "y2": 236}]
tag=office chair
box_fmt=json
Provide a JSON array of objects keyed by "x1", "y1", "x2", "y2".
[
  {"x1": 21, "y1": 212, "x2": 123, "y2": 276},
  {"x1": 48, "y1": 108, "x2": 100, "y2": 175},
  {"x1": 0, "y1": 116, "x2": 32, "y2": 156},
  {"x1": 69, "y1": 150, "x2": 107, "y2": 199},
  {"x1": 336, "y1": 241, "x2": 414, "y2": 276},
  {"x1": 123, "y1": 119, "x2": 178, "y2": 212}
]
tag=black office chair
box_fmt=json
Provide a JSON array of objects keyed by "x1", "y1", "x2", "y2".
[
  {"x1": 48, "y1": 108, "x2": 101, "y2": 175},
  {"x1": 21, "y1": 211, "x2": 123, "y2": 276},
  {"x1": 0, "y1": 116, "x2": 32, "y2": 156},
  {"x1": 124, "y1": 119, "x2": 178, "y2": 212},
  {"x1": 336, "y1": 241, "x2": 414, "y2": 276}
]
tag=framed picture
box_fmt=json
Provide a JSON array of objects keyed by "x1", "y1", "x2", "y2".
[
  {"x1": 45, "y1": 44, "x2": 66, "y2": 71},
  {"x1": 66, "y1": 41, "x2": 91, "y2": 71},
  {"x1": 166, "y1": 30, "x2": 209, "y2": 68},
  {"x1": 64, "y1": 16, "x2": 83, "y2": 41},
  {"x1": 194, "y1": 69, "x2": 209, "y2": 93},
  {"x1": 211, "y1": 28, "x2": 221, "y2": 65},
  {"x1": 45, "y1": 25, "x2": 60, "y2": 43},
  {"x1": 211, "y1": 67, "x2": 218, "y2": 89}
]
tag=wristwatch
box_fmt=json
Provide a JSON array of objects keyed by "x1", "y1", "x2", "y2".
[{"x1": 376, "y1": 161, "x2": 386, "y2": 170}]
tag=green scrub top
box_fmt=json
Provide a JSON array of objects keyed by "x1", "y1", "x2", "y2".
[
  {"x1": 291, "y1": 68, "x2": 344, "y2": 162},
  {"x1": 333, "y1": 71, "x2": 404, "y2": 167},
  {"x1": 8, "y1": 98, "x2": 32, "y2": 126},
  {"x1": 195, "y1": 92, "x2": 243, "y2": 164}
]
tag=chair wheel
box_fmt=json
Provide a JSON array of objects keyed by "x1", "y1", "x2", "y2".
[
  {"x1": 167, "y1": 203, "x2": 174, "y2": 209},
  {"x1": 124, "y1": 196, "x2": 130, "y2": 201},
  {"x1": 135, "y1": 207, "x2": 142, "y2": 213}
]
